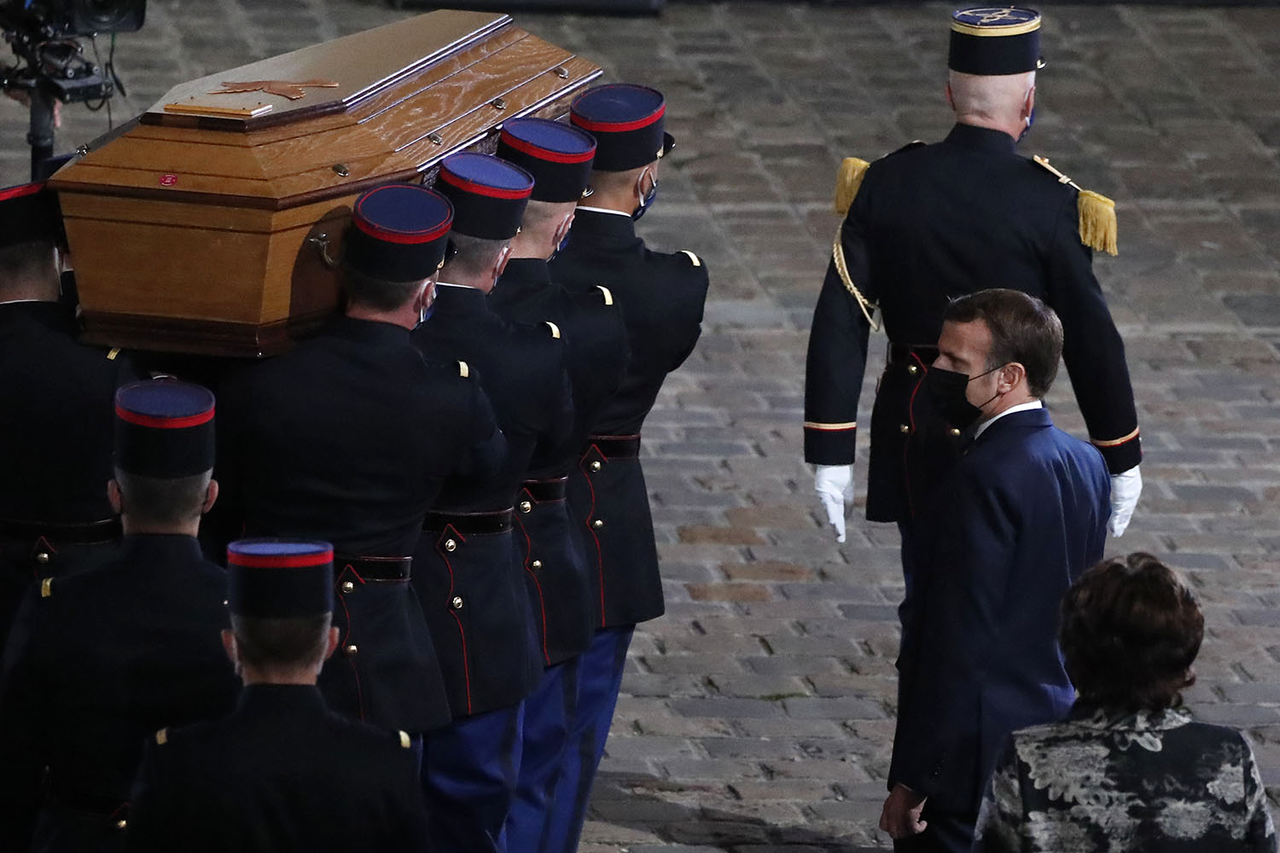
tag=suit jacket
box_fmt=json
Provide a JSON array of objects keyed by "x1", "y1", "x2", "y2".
[
  {"x1": 975, "y1": 706, "x2": 1277, "y2": 852},
  {"x1": 804, "y1": 123, "x2": 1141, "y2": 522},
  {"x1": 891, "y1": 408, "x2": 1110, "y2": 815},
  {"x1": 215, "y1": 315, "x2": 506, "y2": 731},
  {"x1": 127, "y1": 684, "x2": 430, "y2": 853},
  {"x1": 411, "y1": 284, "x2": 571, "y2": 715},
  {"x1": 0, "y1": 535, "x2": 239, "y2": 853},
  {"x1": 490, "y1": 257, "x2": 630, "y2": 663},
  {"x1": 549, "y1": 209, "x2": 708, "y2": 627}
]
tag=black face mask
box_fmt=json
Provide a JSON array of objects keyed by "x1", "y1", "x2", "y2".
[{"x1": 926, "y1": 365, "x2": 1001, "y2": 430}]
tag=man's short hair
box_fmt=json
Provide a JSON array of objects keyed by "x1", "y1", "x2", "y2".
[
  {"x1": 230, "y1": 613, "x2": 332, "y2": 669},
  {"x1": 444, "y1": 233, "x2": 509, "y2": 280},
  {"x1": 942, "y1": 288, "x2": 1063, "y2": 396},
  {"x1": 341, "y1": 266, "x2": 423, "y2": 312},
  {"x1": 0, "y1": 240, "x2": 56, "y2": 293},
  {"x1": 114, "y1": 468, "x2": 211, "y2": 527},
  {"x1": 1060, "y1": 552, "x2": 1204, "y2": 713}
]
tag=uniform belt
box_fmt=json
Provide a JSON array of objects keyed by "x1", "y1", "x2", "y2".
[
  {"x1": 423, "y1": 509, "x2": 513, "y2": 535},
  {"x1": 333, "y1": 554, "x2": 412, "y2": 581},
  {"x1": 0, "y1": 517, "x2": 121, "y2": 544},
  {"x1": 520, "y1": 477, "x2": 568, "y2": 502},
  {"x1": 887, "y1": 343, "x2": 938, "y2": 365},
  {"x1": 586, "y1": 434, "x2": 641, "y2": 458}
]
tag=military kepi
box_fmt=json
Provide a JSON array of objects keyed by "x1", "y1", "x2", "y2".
[
  {"x1": 114, "y1": 380, "x2": 216, "y2": 477},
  {"x1": 227, "y1": 539, "x2": 335, "y2": 618},
  {"x1": 0, "y1": 181, "x2": 63, "y2": 248},
  {"x1": 949, "y1": 7, "x2": 1043, "y2": 76},
  {"x1": 497, "y1": 118, "x2": 597, "y2": 203},
  {"x1": 344, "y1": 184, "x2": 454, "y2": 282},
  {"x1": 435, "y1": 153, "x2": 534, "y2": 240},
  {"x1": 570, "y1": 84, "x2": 674, "y2": 172}
]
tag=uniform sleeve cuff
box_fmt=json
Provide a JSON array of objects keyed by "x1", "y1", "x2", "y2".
[{"x1": 804, "y1": 423, "x2": 857, "y2": 465}]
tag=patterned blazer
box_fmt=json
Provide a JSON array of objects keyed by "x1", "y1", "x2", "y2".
[{"x1": 975, "y1": 705, "x2": 1277, "y2": 852}]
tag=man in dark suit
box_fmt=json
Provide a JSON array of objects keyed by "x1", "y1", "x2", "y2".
[
  {"x1": 0, "y1": 380, "x2": 239, "y2": 853},
  {"x1": 488, "y1": 117, "x2": 629, "y2": 853},
  {"x1": 547, "y1": 83, "x2": 709, "y2": 853},
  {"x1": 215, "y1": 184, "x2": 505, "y2": 737},
  {"x1": 0, "y1": 182, "x2": 131, "y2": 647},
  {"x1": 804, "y1": 6, "x2": 1141, "y2": 546},
  {"x1": 411, "y1": 152, "x2": 572, "y2": 853},
  {"x1": 126, "y1": 539, "x2": 430, "y2": 852},
  {"x1": 882, "y1": 290, "x2": 1110, "y2": 852}
]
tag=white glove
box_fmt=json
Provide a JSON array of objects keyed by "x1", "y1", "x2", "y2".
[
  {"x1": 815, "y1": 464, "x2": 855, "y2": 543},
  {"x1": 1109, "y1": 466, "x2": 1142, "y2": 538}
]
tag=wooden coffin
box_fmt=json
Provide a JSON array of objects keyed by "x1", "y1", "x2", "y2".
[{"x1": 48, "y1": 11, "x2": 601, "y2": 357}]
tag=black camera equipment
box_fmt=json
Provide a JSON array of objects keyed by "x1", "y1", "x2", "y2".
[{"x1": 1, "y1": 0, "x2": 146, "y2": 179}]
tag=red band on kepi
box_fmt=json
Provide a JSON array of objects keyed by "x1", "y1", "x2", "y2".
[
  {"x1": 434, "y1": 153, "x2": 535, "y2": 240},
  {"x1": 344, "y1": 184, "x2": 454, "y2": 282},
  {"x1": 113, "y1": 380, "x2": 216, "y2": 478},
  {"x1": 227, "y1": 539, "x2": 335, "y2": 618},
  {"x1": 497, "y1": 119, "x2": 598, "y2": 203},
  {"x1": 569, "y1": 84, "x2": 672, "y2": 173}
]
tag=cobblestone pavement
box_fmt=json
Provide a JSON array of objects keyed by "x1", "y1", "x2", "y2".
[{"x1": 5, "y1": 1, "x2": 1280, "y2": 849}]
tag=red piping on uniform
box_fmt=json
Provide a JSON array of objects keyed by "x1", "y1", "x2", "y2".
[
  {"x1": 0, "y1": 182, "x2": 45, "y2": 201},
  {"x1": 227, "y1": 549, "x2": 333, "y2": 568},
  {"x1": 516, "y1": 489, "x2": 551, "y2": 665},
  {"x1": 903, "y1": 353, "x2": 927, "y2": 520},
  {"x1": 337, "y1": 565, "x2": 366, "y2": 721},
  {"x1": 438, "y1": 168, "x2": 533, "y2": 200},
  {"x1": 582, "y1": 444, "x2": 607, "y2": 627},
  {"x1": 571, "y1": 103, "x2": 665, "y2": 133},
  {"x1": 115, "y1": 405, "x2": 214, "y2": 430},
  {"x1": 439, "y1": 525, "x2": 472, "y2": 715}
]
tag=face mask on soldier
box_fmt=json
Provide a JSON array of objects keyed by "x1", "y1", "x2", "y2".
[{"x1": 632, "y1": 169, "x2": 658, "y2": 221}]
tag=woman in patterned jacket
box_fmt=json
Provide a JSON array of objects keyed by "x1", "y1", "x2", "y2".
[{"x1": 974, "y1": 552, "x2": 1276, "y2": 852}]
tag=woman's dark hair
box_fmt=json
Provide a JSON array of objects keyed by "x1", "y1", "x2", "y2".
[{"x1": 1060, "y1": 552, "x2": 1204, "y2": 712}]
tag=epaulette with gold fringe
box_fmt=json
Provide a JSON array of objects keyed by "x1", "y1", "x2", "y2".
[
  {"x1": 1033, "y1": 156, "x2": 1118, "y2": 256},
  {"x1": 832, "y1": 141, "x2": 924, "y2": 216}
]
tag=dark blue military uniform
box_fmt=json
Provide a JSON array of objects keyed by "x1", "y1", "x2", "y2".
[
  {"x1": 128, "y1": 540, "x2": 429, "y2": 853},
  {"x1": 214, "y1": 185, "x2": 504, "y2": 735},
  {"x1": 804, "y1": 9, "x2": 1140, "y2": 524},
  {"x1": 0, "y1": 183, "x2": 132, "y2": 646}
]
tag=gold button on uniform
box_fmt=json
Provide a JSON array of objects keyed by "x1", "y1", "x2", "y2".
[
  {"x1": 592, "y1": 519, "x2": 604, "y2": 529},
  {"x1": 451, "y1": 595, "x2": 464, "y2": 610},
  {"x1": 34, "y1": 551, "x2": 50, "y2": 565},
  {"x1": 444, "y1": 539, "x2": 457, "y2": 552},
  {"x1": 116, "y1": 819, "x2": 128, "y2": 831},
  {"x1": 345, "y1": 644, "x2": 358, "y2": 656},
  {"x1": 589, "y1": 461, "x2": 602, "y2": 472},
  {"x1": 531, "y1": 560, "x2": 542, "y2": 570},
  {"x1": 341, "y1": 580, "x2": 355, "y2": 593},
  {"x1": 949, "y1": 428, "x2": 962, "y2": 437},
  {"x1": 906, "y1": 364, "x2": 919, "y2": 375},
  {"x1": 899, "y1": 424, "x2": 910, "y2": 434},
  {"x1": 519, "y1": 500, "x2": 532, "y2": 513}
]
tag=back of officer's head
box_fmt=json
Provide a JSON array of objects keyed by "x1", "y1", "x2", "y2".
[
  {"x1": 0, "y1": 240, "x2": 59, "y2": 301},
  {"x1": 112, "y1": 380, "x2": 217, "y2": 532},
  {"x1": 442, "y1": 233, "x2": 510, "y2": 283},
  {"x1": 943, "y1": 288, "x2": 1063, "y2": 397},
  {"x1": 341, "y1": 266, "x2": 427, "y2": 313},
  {"x1": 225, "y1": 541, "x2": 336, "y2": 682},
  {"x1": 341, "y1": 184, "x2": 453, "y2": 313},
  {"x1": 0, "y1": 183, "x2": 64, "y2": 301}
]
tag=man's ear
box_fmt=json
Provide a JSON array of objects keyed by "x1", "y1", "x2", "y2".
[
  {"x1": 1000, "y1": 362, "x2": 1027, "y2": 392},
  {"x1": 945, "y1": 82, "x2": 954, "y2": 111},
  {"x1": 323, "y1": 625, "x2": 340, "y2": 661},
  {"x1": 221, "y1": 629, "x2": 238, "y2": 668},
  {"x1": 1022, "y1": 86, "x2": 1036, "y2": 121},
  {"x1": 107, "y1": 479, "x2": 122, "y2": 515},
  {"x1": 493, "y1": 244, "x2": 512, "y2": 280},
  {"x1": 202, "y1": 479, "x2": 219, "y2": 514}
]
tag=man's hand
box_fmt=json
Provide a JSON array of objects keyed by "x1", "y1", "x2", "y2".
[
  {"x1": 1108, "y1": 465, "x2": 1142, "y2": 538},
  {"x1": 880, "y1": 783, "x2": 927, "y2": 840},
  {"x1": 814, "y1": 464, "x2": 854, "y2": 543}
]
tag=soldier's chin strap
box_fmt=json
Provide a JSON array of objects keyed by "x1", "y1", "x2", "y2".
[{"x1": 832, "y1": 227, "x2": 881, "y2": 332}]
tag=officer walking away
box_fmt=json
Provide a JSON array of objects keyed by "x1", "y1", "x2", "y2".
[
  {"x1": 127, "y1": 539, "x2": 430, "y2": 853},
  {"x1": 0, "y1": 380, "x2": 239, "y2": 853},
  {"x1": 804, "y1": 6, "x2": 1142, "y2": 549},
  {"x1": 412, "y1": 153, "x2": 570, "y2": 853},
  {"x1": 215, "y1": 184, "x2": 506, "y2": 739},
  {"x1": 548, "y1": 83, "x2": 710, "y2": 853},
  {"x1": 488, "y1": 118, "x2": 630, "y2": 853},
  {"x1": 0, "y1": 181, "x2": 131, "y2": 647}
]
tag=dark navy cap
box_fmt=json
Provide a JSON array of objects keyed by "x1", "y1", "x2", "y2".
[
  {"x1": 497, "y1": 119, "x2": 597, "y2": 204},
  {"x1": 114, "y1": 380, "x2": 216, "y2": 477},
  {"x1": 227, "y1": 539, "x2": 334, "y2": 618},
  {"x1": 435, "y1": 153, "x2": 534, "y2": 240},
  {"x1": 0, "y1": 182, "x2": 63, "y2": 248},
  {"x1": 570, "y1": 84, "x2": 674, "y2": 173},
  {"x1": 949, "y1": 7, "x2": 1043, "y2": 76},
  {"x1": 343, "y1": 184, "x2": 453, "y2": 282}
]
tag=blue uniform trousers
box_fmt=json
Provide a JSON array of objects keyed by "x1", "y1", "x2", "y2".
[
  {"x1": 422, "y1": 703, "x2": 525, "y2": 853},
  {"x1": 504, "y1": 658, "x2": 580, "y2": 853},
  {"x1": 541, "y1": 626, "x2": 633, "y2": 853}
]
